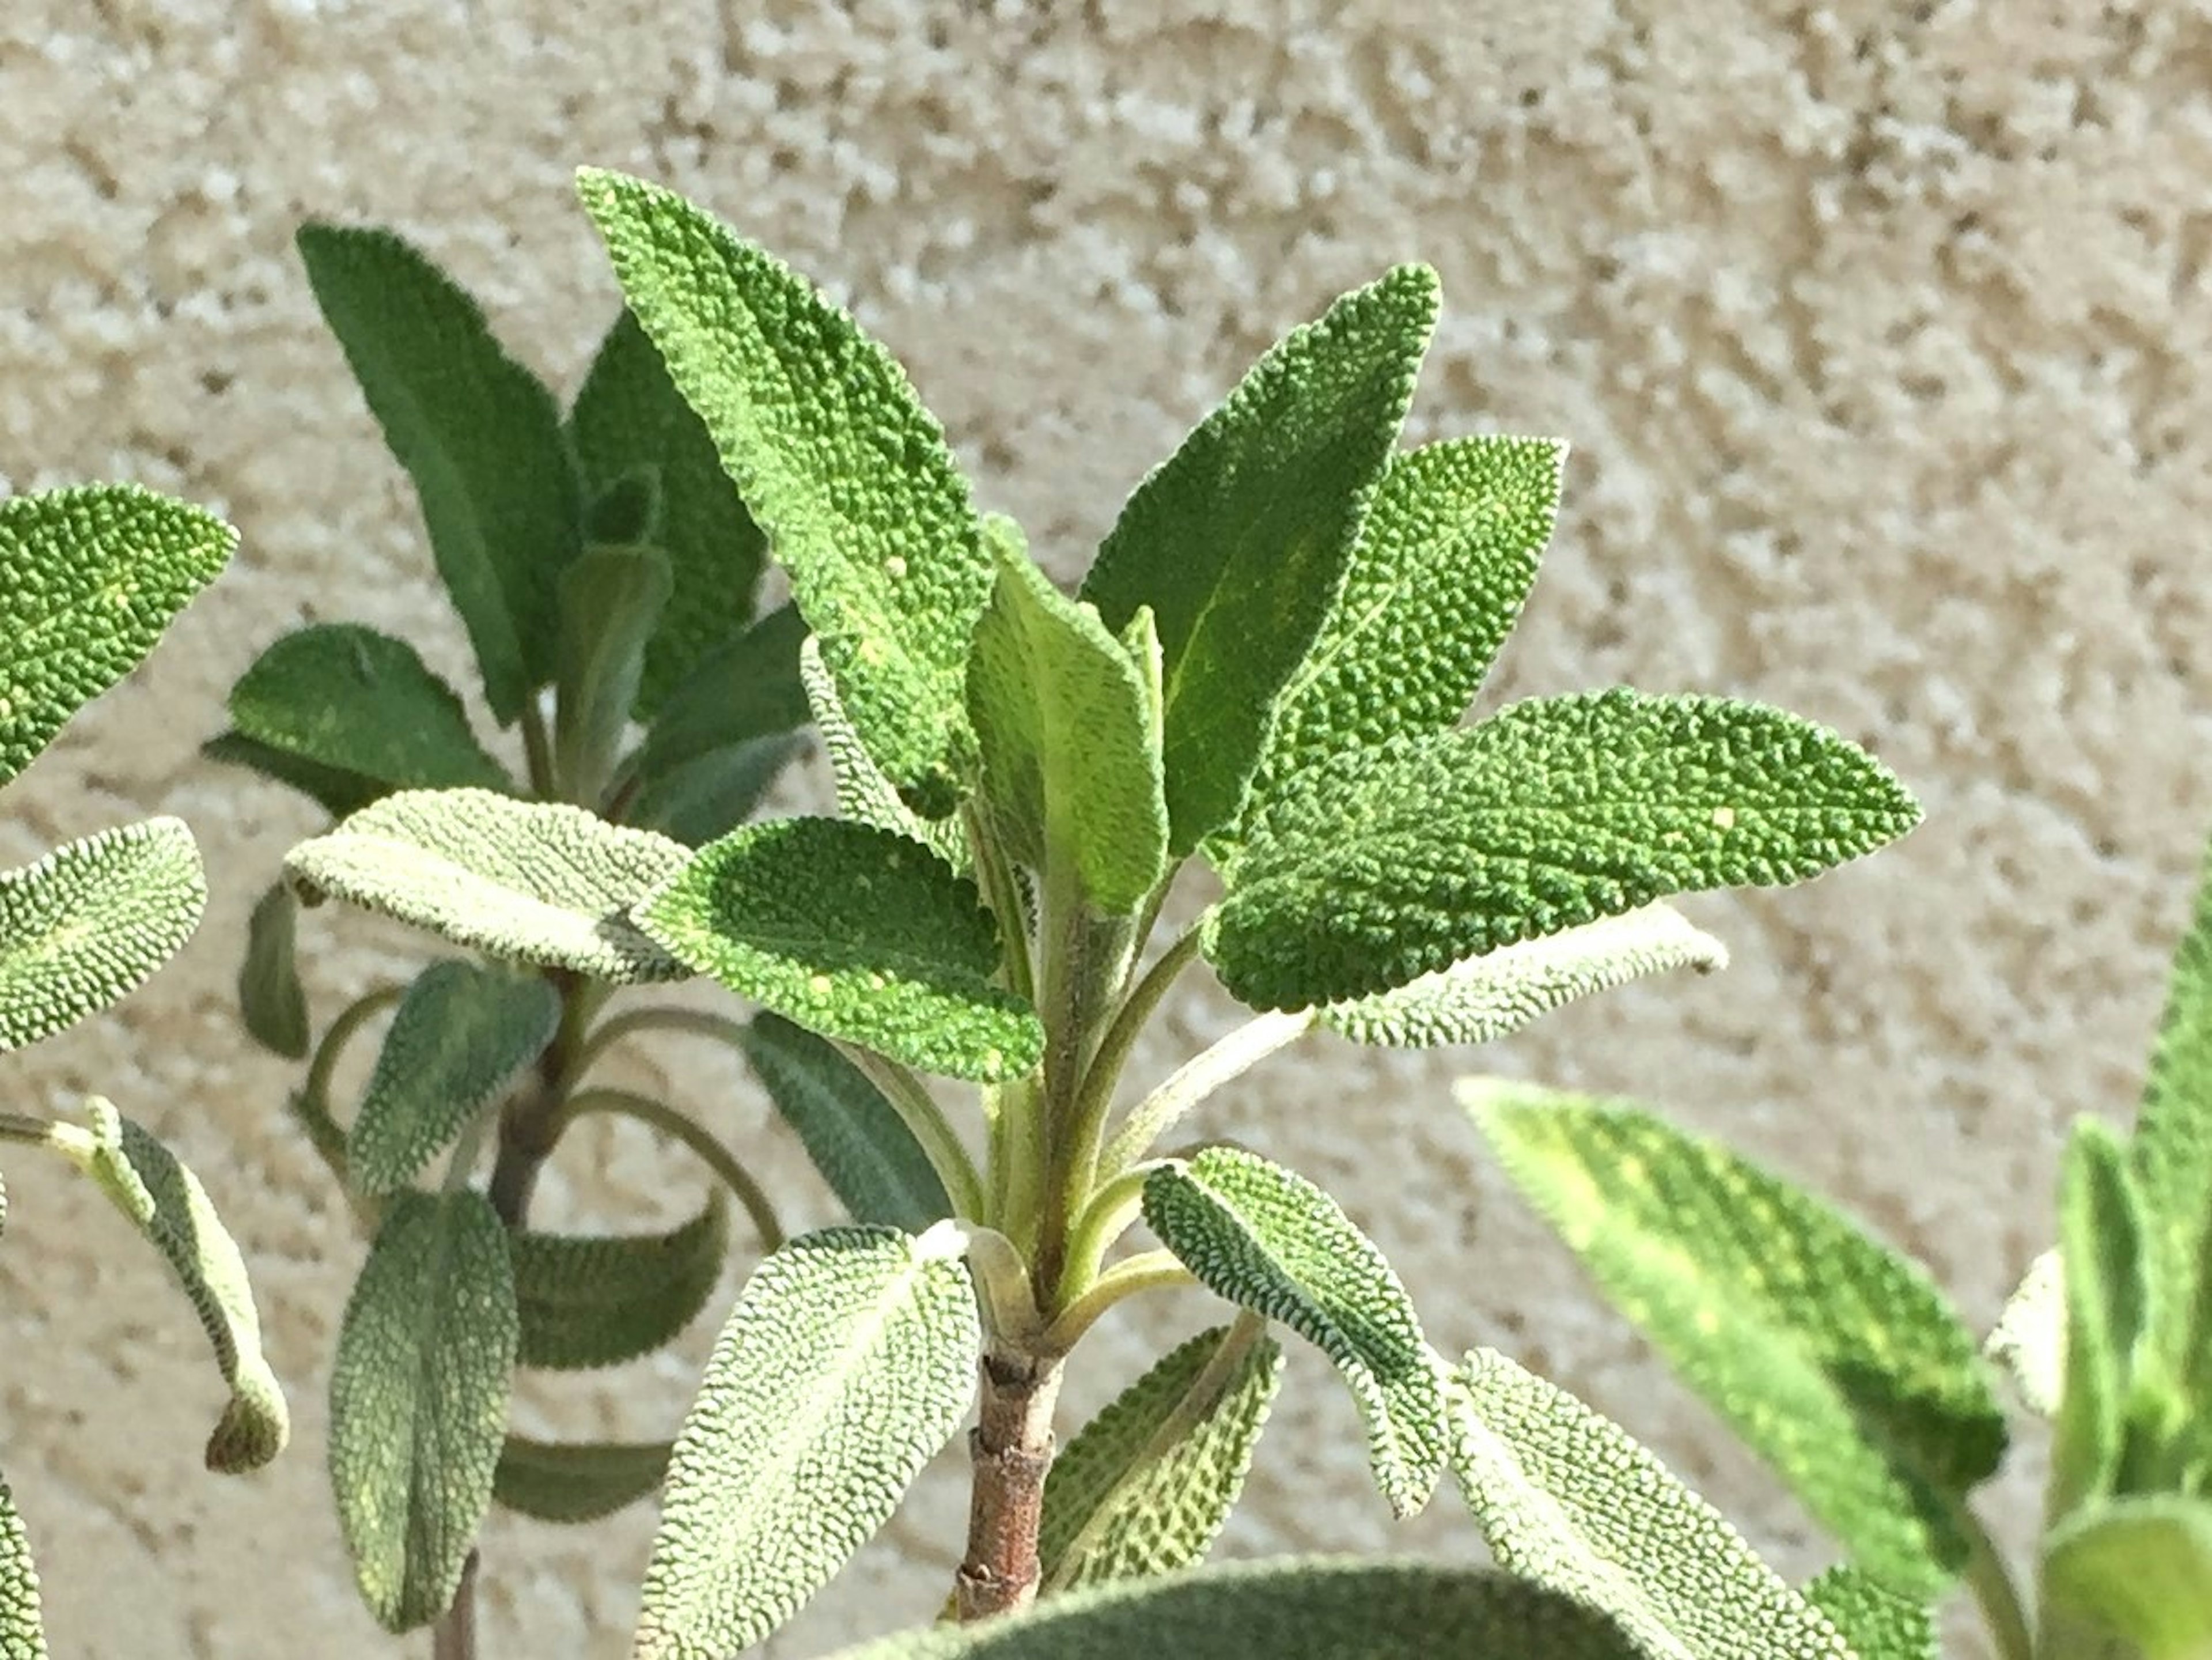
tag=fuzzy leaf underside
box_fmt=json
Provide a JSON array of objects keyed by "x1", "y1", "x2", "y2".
[
  {"x1": 578, "y1": 168, "x2": 991, "y2": 817},
  {"x1": 285, "y1": 788, "x2": 690, "y2": 983},
  {"x1": 0, "y1": 484, "x2": 233, "y2": 789},
  {"x1": 2043, "y1": 1495, "x2": 2212, "y2": 1660},
  {"x1": 634, "y1": 1225, "x2": 980, "y2": 1660},
  {"x1": 1803, "y1": 1567, "x2": 1936, "y2": 1660},
  {"x1": 0, "y1": 1477, "x2": 42, "y2": 1660},
  {"x1": 1467, "y1": 1086, "x2": 2000, "y2": 1593},
  {"x1": 2053, "y1": 1117, "x2": 2152, "y2": 1522},
  {"x1": 636, "y1": 600, "x2": 811, "y2": 777},
  {"x1": 554, "y1": 544, "x2": 673, "y2": 801},
  {"x1": 0, "y1": 818, "x2": 205, "y2": 1052},
  {"x1": 1448, "y1": 1349, "x2": 1849, "y2": 1660},
  {"x1": 238, "y1": 880, "x2": 310, "y2": 1058},
  {"x1": 202, "y1": 729, "x2": 384, "y2": 819},
  {"x1": 1081, "y1": 266, "x2": 1440, "y2": 854},
  {"x1": 639, "y1": 816, "x2": 1041, "y2": 1082},
  {"x1": 800, "y1": 634, "x2": 969, "y2": 871},
  {"x1": 493, "y1": 1435, "x2": 673, "y2": 1525},
  {"x1": 1142, "y1": 1148, "x2": 1446, "y2": 1518},
  {"x1": 512, "y1": 1194, "x2": 728, "y2": 1370},
  {"x1": 1986, "y1": 1247, "x2": 2065, "y2": 1418},
  {"x1": 1213, "y1": 691, "x2": 1921, "y2": 1011}
]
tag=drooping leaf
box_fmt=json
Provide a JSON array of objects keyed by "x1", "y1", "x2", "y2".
[
  {"x1": 201, "y1": 729, "x2": 383, "y2": 819},
  {"x1": 1803, "y1": 1567, "x2": 1936, "y2": 1660},
  {"x1": 347, "y1": 961, "x2": 560, "y2": 1196},
  {"x1": 0, "y1": 1475, "x2": 43, "y2": 1660},
  {"x1": 578, "y1": 168, "x2": 993, "y2": 818},
  {"x1": 512, "y1": 1194, "x2": 728, "y2": 1370},
  {"x1": 639, "y1": 816, "x2": 1041, "y2": 1082},
  {"x1": 1142, "y1": 1147, "x2": 1446, "y2": 1517},
  {"x1": 0, "y1": 484, "x2": 233, "y2": 789},
  {"x1": 0, "y1": 818, "x2": 204, "y2": 1052},
  {"x1": 238, "y1": 880, "x2": 310, "y2": 1058},
  {"x1": 635, "y1": 601, "x2": 810, "y2": 779},
  {"x1": 1211, "y1": 690, "x2": 1921, "y2": 1011},
  {"x1": 2043, "y1": 1495, "x2": 2212, "y2": 1660},
  {"x1": 1081, "y1": 267, "x2": 1440, "y2": 854},
  {"x1": 493, "y1": 1435, "x2": 672, "y2": 1525},
  {"x1": 1466, "y1": 1084, "x2": 2000, "y2": 1593},
  {"x1": 296, "y1": 223, "x2": 581, "y2": 721},
  {"x1": 329, "y1": 1189, "x2": 517, "y2": 1632},
  {"x1": 554, "y1": 543, "x2": 673, "y2": 803},
  {"x1": 631, "y1": 733, "x2": 808, "y2": 848},
  {"x1": 799, "y1": 634, "x2": 971, "y2": 872},
  {"x1": 634, "y1": 1223, "x2": 980, "y2": 1660},
  {"x1": 285, "y1": 788, "x2": 690, "y2": 982},
  {"x1": 1987, "y1": 1247, "x2": 2064, "y2": 1418},
  {"x1": 2053, "y1": 1116, "x2": 2153, "y2": 1522}
]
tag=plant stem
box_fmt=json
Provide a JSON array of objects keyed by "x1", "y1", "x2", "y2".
[
  {"x1": 1955, "y1": 1500, "x2": 2034, "y2": 1660},
  {"x1": 520, "y1": 693, "x2": 556, "y2": 799},
  {"x1": 554, "y1": 1087, "x2": 785, "y2": 1249},
  {"x1": 570, "y1": 1004, "x2": 751, "y2": 1081},
  {"x1": 965, "y1": 803, "x2": 1036, "y2": 1006},
  {"x1": 433, "y1": 1551, "x2": 479, "y2": 1660},
  {"x1": 0, "y1": 1112, "x2": 90, "y2": 1155},
  {"x1": 954, "y1": 1347, "x2": 1063, "y2": 1623},
  {"x1": 838, "y1": 1043, "x2": 987, "y2": 1221},
  {"x1": 301, "y1": 982, "x2": 407, "y2": 1109},
  {"x1": 1039, "y1": 1250, "x2": 1196, "y2": 1355},
  {"x1": 1097, "y1": 1008, "x2": 1316, "y2": 1177},
  {"x1": 1055, "y1": 1162, "x2": 1162, "y2": 1306}
]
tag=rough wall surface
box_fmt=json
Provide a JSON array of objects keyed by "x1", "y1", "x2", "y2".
[{"x1": 0, "y1": 1, "x2": 2202, "y2": 1653}]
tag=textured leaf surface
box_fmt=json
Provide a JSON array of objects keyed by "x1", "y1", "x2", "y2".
[
  {"x1": 297, "y1": 223, "x2": 580, "y2": 721},
  {"x1": 1468, "y1": 1085, "x2": 1999, "y2": 1592},
  {"x1": 1081, "y1": 267, "x2": 1438, "y2": 853},
  {"x1": 1143, "y1": 1148, "x2": 1446, "y2": 1517},
  {"x1": 1213, "y1": 692, "x2": 1920, "y2": 1010},
  {"x1": 2054, "y1": 1117, "x2": 2151, "y2": 1522},
  {"x1": 202, "y1": 729, "x2": 382, "y2": 819},
  {"x1": 493, "y1": 1435, "x2": 672, "y2": 1525},
  {"x1": 639, "y1": 816, "x2": 1041, "y2": 1081},
  {"x1": 554, "y1": 544, "x2": 672, "y2": 802},
  {"x1": 330, "y1": 1190, "x2": 517, "y2": 1631},
  {"x1": 286, "y1": 789, "x2": 689, "y2": 982},
  {"x1": 635, "y1": 600, "x2": 810, "y2": 776},
  {"x1": 347, "y1": 961, "x2": 560, "y2": 1195},
  {"x1": 1803, "y1": 1568, "x2": 1934, "y2": 1660},
  {"x1": 0, "y1": 818, "x2": 204, "y2": 1052},
  {"x1": 634, "y1": 1224, "x2": 979, "y2": 1660},
  {"x1": 0, "y1": 1477, "x2": 42, "y2": 1660},
  {"x1": 800, "y1": 633, "x2": 970, "y2": 871},
  {"x1": 238, "y1": 880, "x2": 309, "y2": 1058},
  {"x1": 2044, "y1": 1496, "x2": 2212, "y2": 1660},
  {"x1": 513, "y1": 1194, "x2": 727, "y2": 1370},
  {"x1": 579, "y1": 168, "x2": 992, "y2": 816},
  {"x1": 0, "y1": 484, "x2": 232, "y2": 789},
  {"x1": 1448, "y1": 1348, "x2": 1848, "y2": 1660},
  {"x1": 2132, "y1": 837, "x2": 2212, "y2": 1398},
  {"x1": 1987, "y1": 1247, "x2": 2064, "y2": 1418}
]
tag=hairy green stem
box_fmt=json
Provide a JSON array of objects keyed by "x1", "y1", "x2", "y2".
[
  {"x1": 1099, "y1": 1008, "x2": 1315, "y2": 1177},
  {"x1": 965, "y1": 803, "x2": 1036, "y2": 1007},
  {"x1": 571, "y1": 1004, "x2": 751, "y2": 1081},
  {"x1": 301, "y1": 982, "x2": 407, "y2": 1110},
  {"x1": 1055, "y1": 1162, "x2": 1164, "y2": 1311},
  {"x1": 554, "y1": 1086, "x2": 785, "y2": 1249},
  {"x1": 1039, "y1": 1250, "x2": 1197, "y2": 1355},
  {"x1": 0, "y1": 1112, "x2": 90, "y2": 1155},
  {"x1": 1955, "y1": 1500, "x2": 2034, "y2": 1660},
  {"x1": 838, "y1": 1042, "x2": 987, "y2": 1222}
]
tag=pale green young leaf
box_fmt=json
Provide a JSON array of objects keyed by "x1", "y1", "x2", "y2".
[
  {"x1": 2053, "y1": 1117, "x2": 2152, "y2": 1522},
  {"x1": 1987, "y1": 1247, "x2": 2064, "y2": 1418},
  {"x1": 2044, "y1": 1495, "x2": 2212, "y2": 1660},
  {"x1": 634, "y1": 1224, "x2": 980, "y2": 1660},
  {"x1": 202, "y1": 729, "x2": 382, "y2": 819},
  {"x1": 493, "y1": 1435, "x2": 672, "y2": 1525},
  {"x1": 1040, "y1": 1322, "x2": 1284, "y2": 1592},
  {"x1": 639, "y1": 817, "x2": 1041, "y2": 1082},
  {"x1": 554, "y1": 544, "x2": 673, "y2": 803},
  {"x1": 1320, "y1": 903, "x2": 1727, "y2": 1049},
  {"x1": 569, "y1": 308, "x2": 769, "y2": 717},
  {"x1": 238, "y1": 880, "x2": 309, "y2": 1058},
  {"x1": 1211, "y1": 691, "x2": 1921, "y2": 1010},
  {"x1": 631, "y1": 734, "x2": 807, "y2": 848},
  {"x1": 636, "y1": 601, "x2": 810, "y2": 777},
  {"x1": 1803, "y1": 1567, "x2": 1935, "y2": 1660},
  {"x1": 577, "y1": 169, "x2": 992, "y2": 816},
  {"x1": 0, "y1": 484, "x2": 233, "y2": 789},
  {"x1": 0, "y1": 818, "x2": 204, "y2": 1052},
  {"x1": 226, "y1": 625, "x2": 512, "y2": 795},
  {"x1": 330, "y1": 1189, "x2": 517, "y2": 1631},
  {"x1": 513, "y1": 1194, "x2": 728, "y2": 1370},
  {"x1": 1466, "y1": 1084, "x2": 2000, "y2": 1592},
  {"x1": 1142, "y1": 1147, "x2": 1447, "y2": 1517},
  {"x1": 740, "y1": 1012, "x2": 953, "y2": 1231},
  {"x1": 1447, "y1": 1348, "x2": 1849, "y2": 1660},
  {"x1": 347, "y1": 961, "x2": 560, "y2": 1196},
  {"x1": 1080, "y1": 267, "x2": 1439, "y2": 854},
  {"x1": 801, "y1": 634, "x2": 969, "y2": 871},
  {"x1": 0, "y1": 1474, "x2": 43, "y2": 1660},
  {"x1": 285, "y1": 788, "x2": 690, "y2": 982},
  {"x1": 296, "y1": 224, "x2": 581, "y2": 721}
]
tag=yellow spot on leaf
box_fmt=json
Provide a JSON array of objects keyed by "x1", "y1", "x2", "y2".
[
  {"x1": 1711, "y1": 806, "x2": 1737, "y2": 830},
  {"x1": 807, "y1": 974, "x2": 833, "y2": 998}
]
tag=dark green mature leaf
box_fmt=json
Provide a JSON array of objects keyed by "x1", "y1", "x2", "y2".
[
  {"x1": 639, "y1": 817, "x2": 1042, "y2": 1082},
  {"x1": 1081, "y1": 267, "x2": 1438, "y2": 854},
  {"x1": 0, "y1": 818, "x2": 204, "y2": 1052},
  {"x1": 800, "y1": 634, "x2": 970, "y2": 871},
  {"x1": 578, "y1": 168, "x2": 993, "y2": 818},
  {"x1": 569, "y1": 309, "x2": 770, "y2": 717},
  {"x1": 1211, "y1": 690, "x2": 1921, "y2": 1011},
  {"x1": 636, "y1": 600, "x2": 812, "y2": 777},
  {"x1": 0, "y1": 484, "x2": 233, "y2": 789},
  {"x1": 631, "y1": 733, "x2": 807, "y2": 848},
  {"x1": 238, "y1": 881, "x2": 309, "y2": 1058},
  {"x1": 634, "y1": 1224, "x2": 980, "y2": 1660},
  {"x1": 2044, "y1": 1495, "x2": 2212, "y2": 1660},
  {"x1": 226, "y1": 625, "x2": 512, "y2": 795},
  {"x1": 512, "y1": 1195, "x2": 728, "y2": 1370},
  {"x1": 1142, "y1": 1148, "x2": 1446, "y2": 1517},
  {"x1": 740, "y1": 1012, "x2": 952, "y2": 1230},
  {"x1": 2054, "y1": 1117, "x2": 2153, "y2": 1522},
  {"x1": 584, "y1": 467, "x2": 661, "y2": 544},
  {"x1": 1468, "y1": 1085, "x2": 1999, "y2": 1593},
  {"x1": 554, "y1": 544, "x2": 672, "y2": 803},
  {"x1": 1804, "y1": 1567, "x2": 1936, "y2": 1660},
  {"x1": 330, "y1": 1190, "x2": 517, "y2": 1632},
  {"x1": 296, "y1": 224, "x2": 582, "y2": 722},
  {"x1": 202, "y1": 729, "x2": 382, "y2": 819},
  {"x1": 493, "y1": 1435, "x2": 672, "y2": 1525},
  {"x1": 0, "y1": 1473, "x2": 43, "y2": 1660},
  {"x1": 347, "y1": 961, "x2": 560, "y2": 1196}
]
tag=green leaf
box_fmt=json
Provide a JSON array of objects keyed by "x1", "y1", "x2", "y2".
[
  {"x1": 0, "y1": 484, "x2": 233, "y2": 789},
  {"x1": 285, "y1": 788, "x2": 690, "y2": 983},
  {"x1": 2054, "y1": 1116, "x2": 2153, "y2": 1521},
  {"x1": 0, "y1": 1475, "x2": 44, "y2": 1660},
  {"x1": 578, "y1": 168, "x2": 993, "y2": 817},
  {"x1": 639, "y1": 816, "x2": 1042, "y2": 1082},
  {"x1": 631, "y1": 733, "x2": 806, "y2": 848},
  {"x1": 1039, "y1": 1322, "x2": 1283, "y2": 1593},
  {"x1": 226, "y1": 625, "x2": 512, "y2": 795},
  {"x1": 296, "y1": 223, "x2": 581, "y2": 722},
  {"x1": 634, "y1": 1223, "x2": 980, "y2": 1660},
  {"x1": 800, "y1": 634, "x2": 969, "y2": 871},
  {"x1": 1803, "y1": 1567, "x2": 1936, "y2": 1660},
  {"x1": 512, "y1": 1194, "x2": 728, "y2": 1370},
  {"x1": 1319, "y1": 903, "x2": 1728, "y2": 1049},
  {"x1": 347, "y1": 961, "x2": 560, "y2": 1196},
  {"x1": 967, "y1": 540, "x2": 1168, "y2": 913},
  {"x1": 554, "y1": 543, "x2": 672, "y2": 803},
  {"x1": 1211, "y1": 690, "x2": 1922, "y2": 1010},
  {"x1": 329, "y1": 1189, "x2": 517, "y2": 1632},
  {"x1": 2044, "y1": 1495, "x2": 2212, "y2": 1660},
  {"x1": 583, "y1": 466, "x2": 661, "y2": 544},
  {"x1": 1987, "y1": 1247, "x2": 2064, "y2": 1419},
  {"x1": 493, "y1": 1434, "x2": 672, "y2": 1525},
  {"x1": 0, "y1": 818, "x2": 204, "y2": 1052},
  {"x1": 70, "y1": 1098, "x2": 289, "y2": 1472},
  {"x1": 740, "y1": 1012, "x2": 953, "y2": 1230},
  {"x1": 569, "y1": 308, "x2": 770, "y2": 717},
  {"x1": 1466, "y1": 1084, "x2": 2001, "y2": 1593},
  {"x1": 1080, "y1": 267, "x2": 1438, "y2": 854},
  {"x1": 1447, "y1": 1348, "x2": 1849, "y2": 1660},
  {"x1": 635, "y1": 600, "x2": 812, "y2": 778},
  {"x1": 1142, "y1": 1147, "x2": 1446, "y2": 1517},
  {"x1": 202, "y1": 729, "x2": 382, "y2": 819},
  {"x1": 238, "y1": 880, "x2": 310, "y2": 1058}
]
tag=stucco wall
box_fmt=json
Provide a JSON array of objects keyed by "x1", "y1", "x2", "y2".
[{"x1": 1, "y1": 1, "x2": 2203, "y2": 1654}]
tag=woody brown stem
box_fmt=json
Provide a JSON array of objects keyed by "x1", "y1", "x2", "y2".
[{"x1": 954, "y1": 1348, "x2": 1065, "y2": 1622}]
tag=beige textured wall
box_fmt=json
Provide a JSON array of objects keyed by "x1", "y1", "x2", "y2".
[{"x1": 1, "y1": 1, "x2": 2204, "y2": 1653}]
